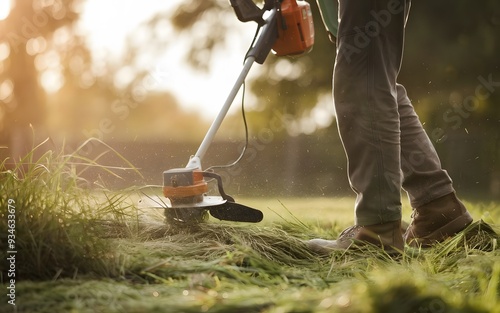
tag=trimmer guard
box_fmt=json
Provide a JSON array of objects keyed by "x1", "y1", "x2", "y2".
[{"x1": 138, "y1": 195, "x2": 263, "y2": 223}]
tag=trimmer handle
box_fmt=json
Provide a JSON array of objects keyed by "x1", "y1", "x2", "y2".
[{"x1": 229, "y1": 0, "x2": 277, "y2": 24}]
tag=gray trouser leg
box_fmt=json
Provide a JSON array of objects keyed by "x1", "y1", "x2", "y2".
[
  {"x1": 333, "y1": 0, "x2": 454, "y2": 225},
  {"x1": 397, "y1": 84, "x2": 455, "y2": 207}
]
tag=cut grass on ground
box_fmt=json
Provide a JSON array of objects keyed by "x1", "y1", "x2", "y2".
[{"x1": 4, "y1": 216, "x2": 500, "y2": 313}]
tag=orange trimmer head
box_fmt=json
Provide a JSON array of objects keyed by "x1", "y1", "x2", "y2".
[{"x1": 162, "y1": 167, "x2": 263, "y2": 223}]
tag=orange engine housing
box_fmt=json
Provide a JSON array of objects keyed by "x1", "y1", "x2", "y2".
[
  {"x1": 272, "y1": 0, "x2": 315, "y2": 56},
  {"x1": 163, "y1": 168, "x2": 208, "y2": 204}
]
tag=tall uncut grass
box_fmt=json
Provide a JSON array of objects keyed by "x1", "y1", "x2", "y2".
[{"x1": 0, "y1": 139, "x2": 138, "y2": 280}]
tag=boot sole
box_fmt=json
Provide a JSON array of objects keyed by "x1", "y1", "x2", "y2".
[
  {"x1": 407, "y1": 212, "x2": 473, "y2": 247},
  {"x1": 307, "y1": 239, "x2": 403, "y2": 259}
]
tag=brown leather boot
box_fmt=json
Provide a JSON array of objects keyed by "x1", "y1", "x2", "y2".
[
  {"x1": 307, "y1": 220, "x2": 404, "y2": 256},
  {"x1": 404, "y1": 192, "x2": 473, "y2": 247}
]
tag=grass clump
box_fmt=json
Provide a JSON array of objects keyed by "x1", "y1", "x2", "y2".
[{"x1": 0, "y1": 139, "x2": 137, "y2": 281}]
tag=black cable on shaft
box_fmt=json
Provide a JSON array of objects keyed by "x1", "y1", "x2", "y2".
[
  {"x1": 205, "y1": 82, "x2": 249, "y2": 172},
  {"x1": 205, "y1": 24, "x2": 262, "y2": 172}
]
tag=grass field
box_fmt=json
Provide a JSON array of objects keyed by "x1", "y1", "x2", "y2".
[{"x1": 1, "y1": 146, "x2": 499, "y2": 313}]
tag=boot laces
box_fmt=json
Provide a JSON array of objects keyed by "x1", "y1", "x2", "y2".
[{"x1": 338, "y1": 225, "x2": 362, "y2": 239}]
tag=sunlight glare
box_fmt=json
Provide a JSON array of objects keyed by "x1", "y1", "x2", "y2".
[{"x1": 0, "y1": 0, "x2": 11, "y2": 21}]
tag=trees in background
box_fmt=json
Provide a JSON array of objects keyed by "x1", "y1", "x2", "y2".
[
  {"x1": 0, "y1": 0, "x2": 207, "y2": 163},
  {"x1": 0, "y1": 0, "x2": 498, "y2": 197},
  {"x1": 0, "y1": 0, "x2": 82, "y2": 162}
]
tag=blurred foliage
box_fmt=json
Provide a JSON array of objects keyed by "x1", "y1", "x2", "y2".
[
  {"x1": 0, "y1": 0, "x2": 209, "y2": 157},
  {"x1": 0, "y1": 0, "x2": 498, "y2": 197},
  {"x1": 3, "y1": 0, "x2": 497, "y2": 142},
  {"x1": 400, "y1": 1, "x2": 500, "y2": 133},
  {"x1": 400, "y1": 1, "x2": 500, "y2": 198},
  {"x1": 0, "y1": 0, "x2": 83, "y2": 159}
]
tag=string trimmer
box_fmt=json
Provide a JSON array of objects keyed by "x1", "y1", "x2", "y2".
[{"x1": 142, "y1": 0, "x2": 314, "y2": 224}]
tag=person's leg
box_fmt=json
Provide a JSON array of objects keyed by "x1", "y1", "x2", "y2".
[
  {"x1": 333, "y1": 0, "x2": 410, "y2": 225},
  {"x1": 308, "y1": 0, "x2": 472, "y2": 254},
  {"x1": 308, "y1": 0, "x2": 410, "y2": 255},
  {"x1": 396, "y1": 84, "x2": 473, "y2": 247},
  {"x1": 397, "y1": 83, "x2": 455, "y2": 205}
]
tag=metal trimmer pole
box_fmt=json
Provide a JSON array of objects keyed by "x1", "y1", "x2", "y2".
[
  {"x1": 191, "y1": 56, "x2": 256, "y2": 164},
  {"x1": 185, "y1": 8, "x2": 278, "y2": 169}
]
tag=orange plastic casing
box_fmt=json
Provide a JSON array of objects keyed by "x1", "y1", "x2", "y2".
[
  {"x1": 163, "y1": 169, "x2": 208, "y2": 201},
  {"x1": 272, "y1": 0, "x2": 315, "y2": 56}
]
